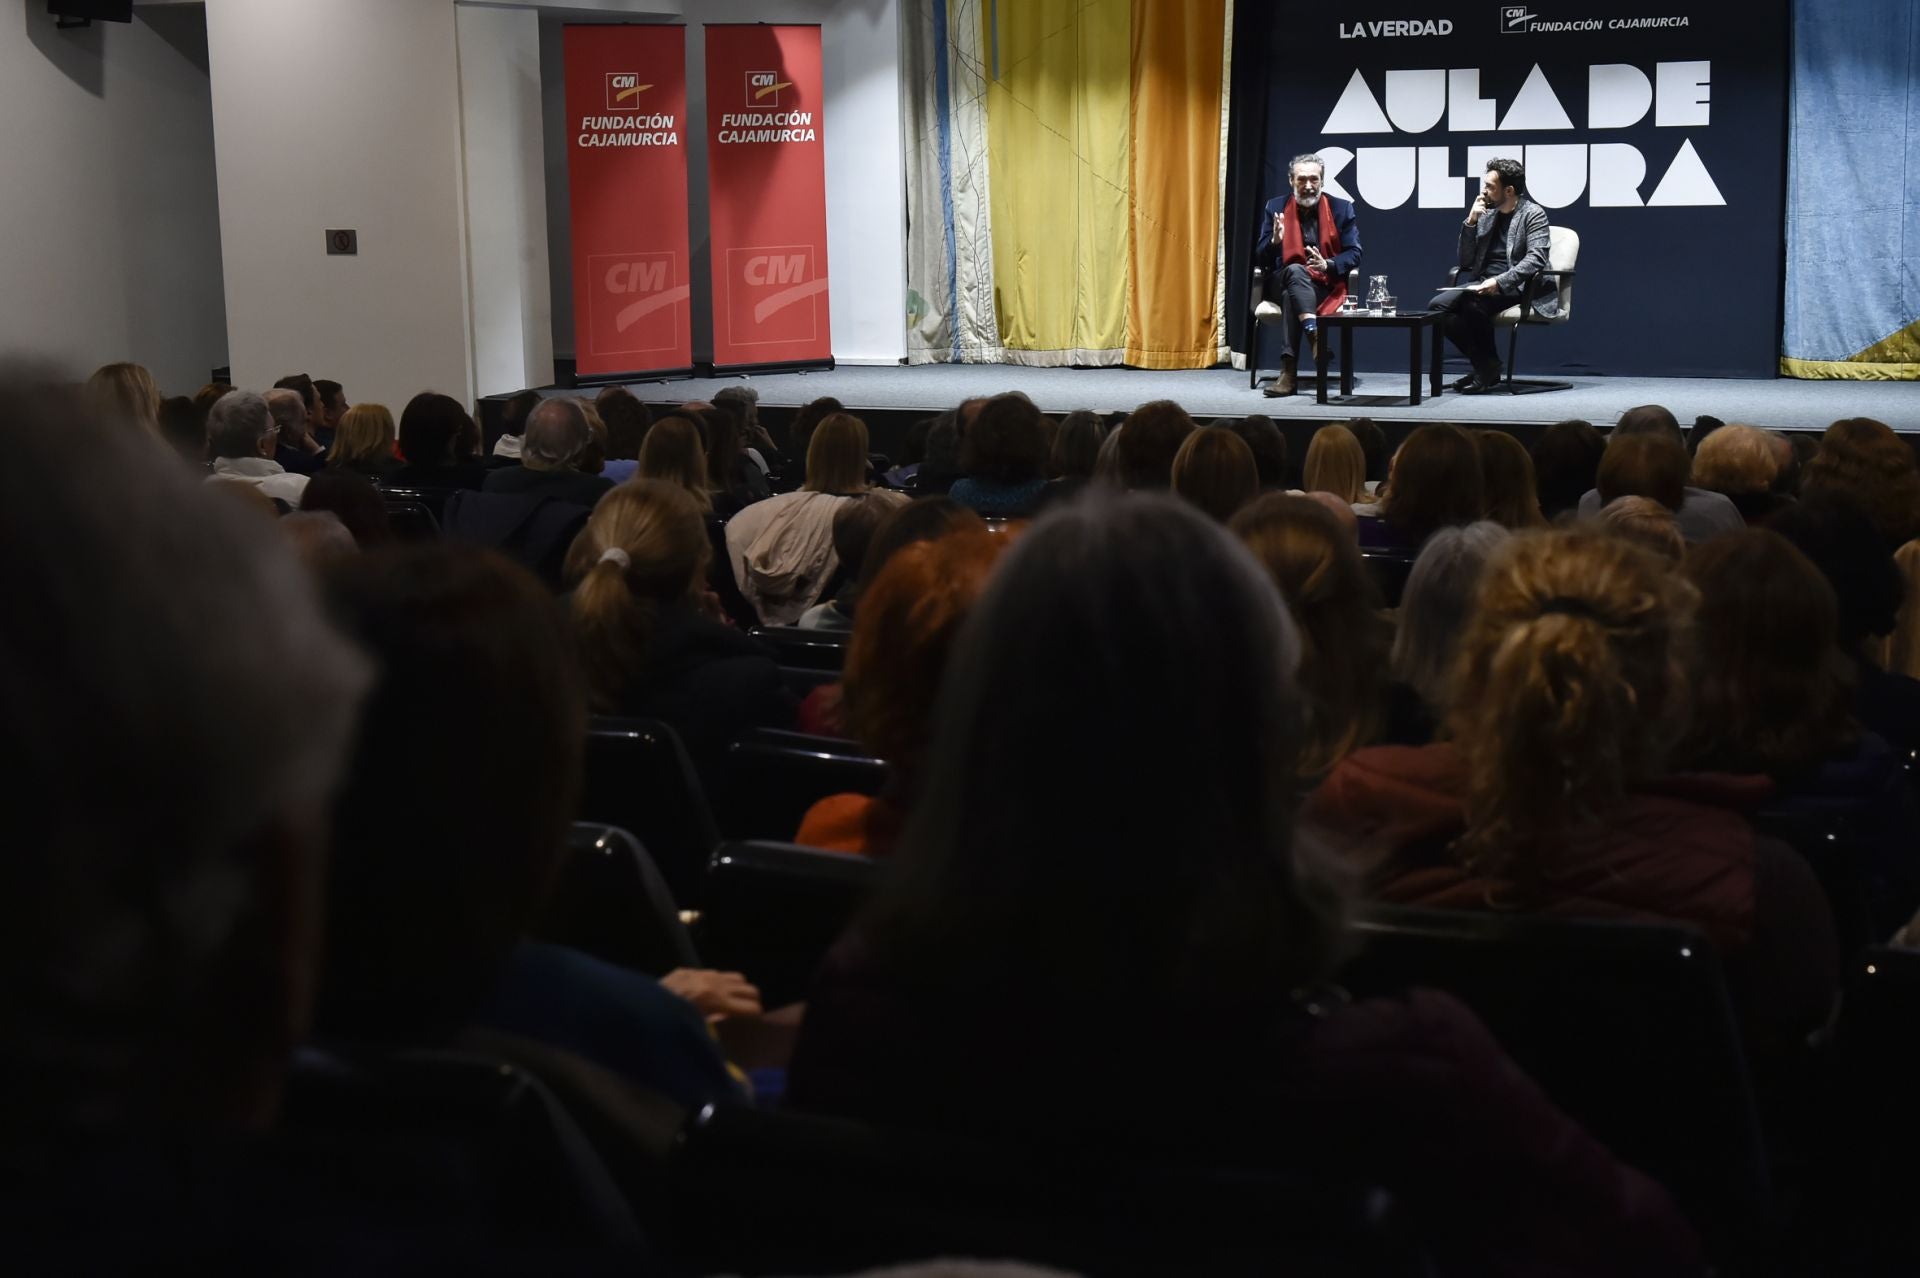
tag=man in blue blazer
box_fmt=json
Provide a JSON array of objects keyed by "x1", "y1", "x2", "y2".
[
  {"x1": 1431, "y1": 157, "x2": 1557, "y2": 393},
  {"x1": 1253, "y1": 154, "x2": 1363, "y2": 397}
]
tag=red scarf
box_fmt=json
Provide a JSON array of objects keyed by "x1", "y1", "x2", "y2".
[{"x1": 1279, "y1": 196, "x2": 1347, "y2": 315}]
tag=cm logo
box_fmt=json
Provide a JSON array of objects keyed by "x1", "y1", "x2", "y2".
[
  {"x1": 601, "y1": 256, "x2": 687, "y2": 337},
  {"x1": 606, "y1": 260, "x2": 667, "y2": 296},
  {"x1": 605, "y1": 72, "x2": 651, "y2": 108},
  {"x1": 747, "y1": 70, "x2": 791, "y2": 106},
  {"x1": 744, "y1": 254, "x2": 807, "y2": 286}
]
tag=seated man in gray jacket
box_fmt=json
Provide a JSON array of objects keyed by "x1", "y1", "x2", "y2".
[{"x1": 1429, "y1": 157, "x2": 1557, "y2": 393}]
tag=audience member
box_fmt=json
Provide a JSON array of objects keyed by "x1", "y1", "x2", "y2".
[
  {"x1": 280, "y1": 509, "x2": 358, "y2": 570},
  {"x1": 798, "y1": 492, "x2": 900, "y2": 630},
  {"x1": 795, "y1": 528, "x2": 1009, "y2": 856},
  {"x1": 915, "y1": 416, "x2": 964, "y2": 496},
  {"x1": 951, "y1": 393, "x2": 1049, "y2": 517},
  {"x1": 1042, "y1": 409, "x2": 1107, "y2": 506},
  {"x1": 272, "y1": 374, "x2": 325, "y2": 439},
  {"x1": 884, "y1": 413, "x2": 940, "y2": 489},
  {"x1": 713, "y1": 384, "x2": 780, "y2": 474},
  {"x1": 1232, "y1": 494, "x2": 1386, "y2": 776},
  {"x1": 300, "y1": 468, "x2": 392, "y2": 547},
  {"x1": 1883, "y1": 539, "x2": 1920, "y2": 681},
  {"x1": 87, "y1": 361, "x2": 161, "y2": 435},
  {"x1": 1310, "y1": 528, "x2": 1838, "y2": 1047},
  {"x1": 483, "y1": 399, "x2": 615, "y2": 506},
  {"x1": 1360, "y1": 423, "x2": 1482, "y2": 551},
  {"x1": 390, "y1": 391, "x2": 487, "y2": 489},
  {"x1": 570, "y1": 481, "x2": 795, "y2": 766},
  {"x1": 1689, "y1": 424, "x2": 1792, "y2": 524},
  {"x1": 1221, "y1": 413, "x2": 1288, "y2": 491},
  {"x1": 1802, "y1": 417, "x2": 1920, "y2": 550},
  {"x1": 595, "y1": 387, "x2": 651, "y2": 484},
  {"x1": 1596, "y1": 433, "x2": 1688, "y2": 512},
  {"x1": 325, "y1": 402, "x2": 399, "y2": 480},
  {"x1": 320, "y1": 542, "x2": 746, "y2": 1107},
  {"x1": 1301, "y1": 424, "x2": 1366, "y2": 503},
  {"x1": 574, "y1": 398, "x2": 610, "y2": 476},
  {"x1": 1171, "y1": 426, "x2": 1259, "y2": 524},
  {"x1": 786, "y1": 396, "x2": 846, "y2": 460},
  {"x1": 638, "y1": 415, "x2": 714, "y2": 511},
  {"x1": 490, "y1": 388, "x2": 541, "y2": 463},
  {"x1": 1384, "y1": 521, "x2": 1510, "y2": 745},
  {"x1": 207, "y1": 390, "x2": 309, "y2": 507},
  {"x1": 1531, "y1": 419, "x2": 1606, "y2": 522},
  {"x1": 705, "y1": 398, "x2": 770, "y2": 514},
  {"x1": 1575, "y1": 407, "x2": 1743, "y2": 541},
  {"x1": 724, "y1": 413, "x2": 908, "y2": 625},
  {"x1": 1345, "y1": 417, "x2": 1389, "y2": 489},
  {"x1": 1114, "y1": 400, "x2": 1196, "y2": 490},
  {"x1": 1689, "y1": 414, "x2": 1725, "y2": 456},
  {"x1": 265, "y1": 388, "x2": 327, "y2": 475},
  {"x1": 156, "y1": 393, "x2": 207, "y2": 465},
  {"x1": 1476, "y1": 429, "x2": 1546, "y2": 528},
  {"x1": 1598, "y1": 496, "x2": 1686, "y2": 563},
  {"x1": 788, "y1": 495, "x2": 1701, "y2": 1276},
  {"x1": 313, "y1": 378, "x2": 348, "y2": 444}
]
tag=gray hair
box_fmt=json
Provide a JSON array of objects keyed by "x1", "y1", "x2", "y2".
[
  {"x1": 522, "y1": 397, "x2": 589, "y2": 469},
  {"x1": 1390, "y1": 521, "x2": 1511, "y2": 713},
  {"x1": 0, "y1": 369, "x2": 369, "y2": 1125},
  {"x1": 207, "y1": 390, "x2": 273, "y2": 459},
  {"x1": 264, "y1": 388, "x2": 307, "y2": 440},
  {"x1": 1288, "y1": 153, "x2": 1326, "y2": 179}
]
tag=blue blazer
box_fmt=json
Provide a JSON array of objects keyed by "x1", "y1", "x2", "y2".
[{"x1": 1254, "y1": 194, "x2": 1364, "y2": 282}]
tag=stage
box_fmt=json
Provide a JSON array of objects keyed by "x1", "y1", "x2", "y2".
[{"x1": 605, "y1": 363, "x2": 1920, "y2": 435}]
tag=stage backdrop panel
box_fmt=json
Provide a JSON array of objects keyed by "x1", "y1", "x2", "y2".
[
  {"x1": 1247, "y1": 1, "x2": 1788, "y2": 379},
  {"x1": 562, "y1": 24, "x2": 693, "y2": 379},
  {"x1": 704, "y1": 24, "x2": 831, "y2": 371}
]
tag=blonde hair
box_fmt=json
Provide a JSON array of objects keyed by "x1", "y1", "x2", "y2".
[
  {"x1": 566, "y1": 480, "x2": 711, "y2": 710},
  {"x1": 329, "y1": 403, "x2": 396, "y2": 468},
  {"x1": 1302, "y1": 425, "x2": 1366, "y2": 503},
  {"x1": 1691, "y1": 423, "x2": 1779, "y2": 497},
  {"x1": 1450, "y1": 529, "x2": 1697, "y2": 882},
  {"x1": 806, "y1": 412, "x2": 871, "y2": 494},
  {"x1": 637, "y1": 416, "x2": 713, "y2": 512},
  {"x1": 87, "y1": 363, "x2": 161, "y2": 434}
]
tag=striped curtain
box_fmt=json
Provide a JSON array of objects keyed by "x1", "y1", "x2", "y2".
[{"x1": 905, "y1": 0, "x2": 1232, "y2": 367}]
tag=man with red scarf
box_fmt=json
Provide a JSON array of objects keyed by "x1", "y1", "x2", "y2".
[{"x1": 1253, "y1": 153, "x2": 1364, "y2": 397}]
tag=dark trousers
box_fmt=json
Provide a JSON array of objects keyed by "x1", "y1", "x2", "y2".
[
  {"x1": 1266, "y1": 263, "x2": 1331, "y2": 355},
  {"x1": 1428, "y1": 278, "x2": 1506, "y2": 372}
]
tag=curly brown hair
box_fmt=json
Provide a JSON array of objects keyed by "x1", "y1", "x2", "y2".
[{"x1": 1802, "y1": 417, "x2": 1920, "y2": 548}]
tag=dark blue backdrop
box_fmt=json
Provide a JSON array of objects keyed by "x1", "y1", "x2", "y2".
[{"x1": 1228, "y1": 1, "x2": 1790, "y2": 379}]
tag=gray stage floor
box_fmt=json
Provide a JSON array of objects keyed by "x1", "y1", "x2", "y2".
[{"x1": 612, "y1": 363, "x2": 1918, "y2": 432}]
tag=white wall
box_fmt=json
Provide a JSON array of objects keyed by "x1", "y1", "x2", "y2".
[
  {"x1": 0, "y1": 5, "x2": 227, "y2": 393},
  {"x1": 204, "y1": 0, "x2": 473, "y2": 410},
  {"x1": 544, "y1": 0, "x2": 906, "y2": 366}
]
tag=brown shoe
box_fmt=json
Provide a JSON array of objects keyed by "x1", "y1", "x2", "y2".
[{"x1": 1264, "y1": 354, "x2": 1298, "y2": 398}]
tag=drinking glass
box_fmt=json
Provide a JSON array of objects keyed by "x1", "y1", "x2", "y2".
[{"x1": 1382, "y1": 296, "x2": 1398, "y2": 317}]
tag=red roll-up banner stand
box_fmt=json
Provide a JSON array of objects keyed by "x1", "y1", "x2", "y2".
[
  {"x1": 704, "y1": 24, "x2": 832, "y2": 371},
  {"x1": 563, "y1": 24, "x2": 692, "y2": 380}
]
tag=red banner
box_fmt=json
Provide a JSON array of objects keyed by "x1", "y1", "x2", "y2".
[
  {"x1": 703, "y1": 24, "x2": 831, "y2": 368},
  {"x1": 563, "y1": 24, "x2": 692, "y2": 377}
]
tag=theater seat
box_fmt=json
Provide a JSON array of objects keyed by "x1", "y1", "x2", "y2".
[
  {"x1": 1339, "y1": 904, "x2": 1769, "y2": 1261},
  {"x1": 535, "y1": 823, "x2": 702, "y2": 976},
  {"x1": 748, "y1": 625, "x2": 850, "y2": 671},
  {"x1": 580, "y1": 718, "x2": 723, "y2": 908},
  {"x1": 1360, "y1": 549, "x2": 1419, "y2": 607},
  {"x1": 698, "y1": 840, "x2": 879, "y2": 1007},
  {"x1": 718, "y1": 728, "x2": 890, "y2": 842}
]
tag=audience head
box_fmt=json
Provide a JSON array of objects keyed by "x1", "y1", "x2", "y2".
[
  {"x1": 1688, "y1": 423, "x2": 1780, "y2": 499},
  {"x1": 500, "y1": 388, "x2": 541, "y2": 440},
  {"x1": 567, "y1": 480, "x2": 711, "y2": 710},
  {"x1": 272, "y1": 374, "x2": 319, "y2": 428},
  {"x1": 702, "y1": 403, "x2": 745, "y2": 490},
  {"x1": 397, "y1": 392, "x2": 476, "y2": 470},
  {"x1": 788, "y1": 396, "x2": 845, "y2": 457},
  {"x1": 1530, "y1": 419, "x2": 1606, "y2": 520},
  {"x1": 1300, "y1": 489, "x2": 1360, "y2": 538},
  {"x1": 320, "y1": 545, "x2": 583, "y2": 1039},
  {"x1": 1049, "y1": 410, "x2": 1108, "y2": 481},
  {"x1": 1222, "y1": 414, "x2": 1287, "y2": 490},
  {"x1": 961, "y1": 394, "x2": 1048, "y2": 486},
  {"x1": 712, "y1": 384, "x2": 761, "y2": 437},
  {"x1": 207, "y1": 390, "x2": 276, "y2": 461},
  {"x1": 1613, "y1": 404, "x2": 1685, "y2": 447},
  {"x1": 313, "y1": 379, "x2": 347, "y2": 432},
  {"x1": 1597, "y1": 496, "x2": 1686, "y2": 563},
  {"x1": 1172, "y1": 426, "x2": 1259, "y2": 523},
  {"x1": 0, "y1": 371, "x2": 367, "y2": 1134},
  {"x1": 855, "y1": 497, "x2": 987, "y2": 602},
  {"x1": 636, "y1": 414, "x2": 713, "y2": 511},
  {"x1": 156, "y1": 394, "x2": 207, "y2": 465},
  {"x1": 87, "y1": 362, "x2": 162, "y2": 434},
  {"x1": 1115, "y1": 400, "x2": 1196, "y2": 490},
  {"x1": 845, "y1": 528, "x2": 1010, "y2": 796},
  {"x1": 1383, "y1": 423, "x2": 1484, "y2": 543},
  {"x1": 1689, "y1": 414, "x2": 1725, "y2": 456},
  {"x1": 1389, "y1": 521, "x2": 1511, "y2": 715},
  {"x1": 264, "y1": 389, "x2": 311, "y2": 449},
  {"x1": 1451, "y1": 529, "x2": 1696, "y2": 880},
  {"x1": 193, "y1": 382, "x2": 234, "y2": 413},
  {"x1": 1597, "y1": 432, "x2": 1688, "y2": 511},
  {"x1": 1344, "y1": 417, "x2": 1388, "y2": 484},
  {"x1": 1803, "y1": 417, "x2": 1920, "y2": 548},
  {"x1": 522, "y1": 397, "x2": 591, "y2": 471},
  {"x1": 328, "y1": 402, "x2": 396, "y2": 470},
  {"x1": 1680, "y1": 529, "x2": 1855, "y2": 775},
  {"x1": 921, "y1": 417, "x2": 962, "y2": 483},
  {"x1": 300, "y1": 468, "x2": 391, "y2": 547},
  {"x1": 826, "y1": 491, "x2": 901, "y2": 613},
  {"x1": 596, "y1": 387, "x2": 651, "y2": 461},
  {"x1": 280, "y1": 510, "x2": 357, "y2": 571},
  {"x1": 1475, "y1": 430, "x2": 1546, "y2": 529},
  {"x1": 1302, "y1": 424, "x2": 1366, "y2": 504},
  {"x1": 574, "y1": 398, "x2": 609, "y2": 475},
  {"x1": 1232, "y1": 494, "x2": 1385, "y2": 774},
  {"x1": 1772, "y1": 492, "x2": 1906, "y2": 652},
  {"x1": 805, "y1": 412, "x2": 872, "y2": 494},
  {"x1": 865, "y1": 494, "x2": 1346, "y2": 1007},
  {"x1": 1773, "y1": 430, "x2": 1809, "y2": 495}
]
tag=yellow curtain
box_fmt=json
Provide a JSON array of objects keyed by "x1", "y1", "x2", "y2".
[
  {"x1": 982, "y1": 0, "x2": 1131, "y2": 364},
  {"x1": 1125, "y1": 0, "x2": 1228, "y2": 368}
]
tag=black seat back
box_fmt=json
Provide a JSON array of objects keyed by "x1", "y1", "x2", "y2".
[
  {"x1": 719, "y1": 729, "x2": 890, "y2": 842},
  {"x1": 535, "y1": 823, "x2": 701, "y2": 976},
  {"x1": 381, "y1": 498, "x2": 440, "y2": 542},
  {"x1": 1339, "y1": 905, "x2": 1769, "y2": 1254},
  {"x1": 664, "y1": 1103, "x2": 1424, "y2": 1276},
  {"x1": 1360, "y1": 550, "x2": 1418, "y2": 606},
  {"x1": 697, "y1": 840, "x2": 879, "y2": 1006},
  {"x1": 747, "y1": 625, "x2": 849, "y2": 671},
  {"x1": 376, "y1": 484, "x2": 458, "y2": 525},
  {"x1": 580, "y1": 718, "x2": 723, "y2": 908}
]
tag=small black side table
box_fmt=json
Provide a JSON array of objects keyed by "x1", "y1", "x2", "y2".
[{"x1": 1313, "y1": 310, "x2": 1446, "y2": 406}]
